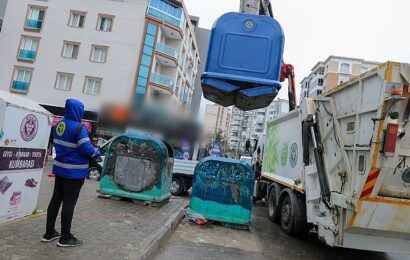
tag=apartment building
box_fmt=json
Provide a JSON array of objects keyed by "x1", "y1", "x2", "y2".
[
  {"x1": 0, "y1": 0, "x2": 199, "y2": 124},
  {"x1": 0, "y1": 0, "x2": 7, "y2": 32},
  {"x1": 191, "y1": 21, "x2": 210, "y2": 117},
  {"x1": 300, "y1": 55, "x2": 380, "y2": 101},
  {"x1": 203, "y1": 104, "x2": 231, "y2": 141},
  {"x1": 141, "y1": 0, "x2": 200, "y2": 110},
  {"x1": 228, "y1": 98, "x2": 288, "y2": 151}
]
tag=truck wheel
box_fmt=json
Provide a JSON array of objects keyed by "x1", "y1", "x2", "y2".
[
  {"x1": 280, "y1": 193, "x2": 295, "y2": 235},
  {"x1": 267, "y1": 184, "x2": 280, "y2": 223},
  {"x1": 171, "y1": 177, "x2": 185, "y2": 196}
]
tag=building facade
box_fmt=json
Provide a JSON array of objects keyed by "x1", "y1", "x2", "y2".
[
  {"x1": 300, "y1": 56, "x2": 380, "y2": 101},
  {"x1": 228, "y1": 98, "x2": 288, "y2": 152},
  {"x1": 0, "y1": 0, "x2": 199, "y2": 122},
  {"x1": 0, "y1": 0, "x2": 7, "y2": 32},
  {"x1": 191, "y1": 26, "x2": 210, "y2": 117},
  {"x1": 203, "y1": 104, "x2": 231, "y2": 141},
  {"x1": 139, "y1": 0, "x2": 200, "y2": 110}
]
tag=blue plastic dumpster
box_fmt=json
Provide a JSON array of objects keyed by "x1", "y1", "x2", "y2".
[
  {"x1": 189, "y1": 157, "x2": 255, "y2": 226},
  {"x1": 201, "y1": 12, "x2": 285, "y2": 111},
  {"x1": 98, "y1": 132, "x2": 174, "y2": 205}
]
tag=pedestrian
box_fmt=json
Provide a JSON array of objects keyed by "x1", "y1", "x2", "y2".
[{"x1": 41, "y1": 99, "x2": 100, "y2": 247}]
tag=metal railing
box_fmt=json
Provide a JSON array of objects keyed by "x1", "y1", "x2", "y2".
[
  {"x1": 147, "y1": 6, "x2": 183, "y2": 29},
  {"x1": 11, "y1": 81, "x2": 29, "y2": 92},
  {"x1": 18, "y1": 50, "x2": 36, "y2": 60},
  {"x1": 156, "y1": 42, "x2": 178, "y2": 60},
  {"x1": 150, "y1": 73, "x2": 174, "y2": 89},
  {"x1": 25, "y1": 19, "x2": 43, "y2": 29}
]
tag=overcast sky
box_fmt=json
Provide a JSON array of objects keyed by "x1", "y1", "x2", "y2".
[{"x1": 184, "y1": 0, "x2": 410, "y2": 119}]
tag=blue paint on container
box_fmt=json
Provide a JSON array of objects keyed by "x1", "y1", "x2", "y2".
[
  {"x1": 190, "y1": 157, "x2": 255, "y2": 225},
  {"x1": 201, "y1": 12, "x2": 285, "y2": 111}
]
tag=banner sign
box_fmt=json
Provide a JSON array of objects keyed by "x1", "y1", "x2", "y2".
[
  {"x1": 211, "y1": 141, "x2": 222, "y2": 157},
  {"x1": 181, "y1": 139, "x2": 191, "y2": 160},
  {"x1": 0, "y1": 147, "x2": 46, "y2": 171}
]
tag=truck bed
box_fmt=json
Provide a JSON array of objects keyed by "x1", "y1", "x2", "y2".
[{"x1": 173, "y1": 159, "x2": 198, "y2": 176}]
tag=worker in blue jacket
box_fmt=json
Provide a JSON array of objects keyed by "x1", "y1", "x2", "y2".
[{"x1": 42, "y1": 99, "x2": 100, "y2": 247}]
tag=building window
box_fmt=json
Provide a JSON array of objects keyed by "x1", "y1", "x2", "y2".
[
  {"x1": 361, "y1": 66, "x2": 369, "y2": 73},
  {"x1": 318, "y1": 78, "x2": 324, "y2": 86},
  {"x1": 340, "y1": 63, "x2": 350, "y2": 74},
  {"x1": 97, "y1": 14, "x2": 113, "y2": 32},
  {"x1": 339, "y1": 74, "x2": 349, "y2": 84},
  {"x1": 18, "y1": 36, "x2": 40, "y2": 62},
  {"x1": 84, "y1": 77, "x2": 102, "y2": 95},
  {"x1": 55, "y1": 72, "x2": 73, "y2": 91},
  {"x1": 273, "y1": 106, "x2": 280, "y2": 116},
  {"x1": 90, "y1": 45, "x2": 108, "y2": 63},
  {"x1": 25, "y1": 6, "x2": 46, "y2": 31},
  {"x1": 62, "y1": 41, "x2": 80, "y2": 59},
  {"x1": 69, "y1": 11, "x2": 86, "y2": 28},
  {"x1": 11, "y1": 67, "x2": 33, "y2": 93}
]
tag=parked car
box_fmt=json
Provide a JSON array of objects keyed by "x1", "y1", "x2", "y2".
[
  {"x1": 87, "y1": 137, "x2": 112, "y2": 181},
  {"x1": 171, "y1": 159, "x2": 198, "y2": 196}
]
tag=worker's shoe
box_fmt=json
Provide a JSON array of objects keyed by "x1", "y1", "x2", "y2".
[
  {"x1": 41, "y1": 231, "x2": 61, "y2": 243},
  {"x1": 57, "y1": 235, "x2": 83, "y2": 247}
]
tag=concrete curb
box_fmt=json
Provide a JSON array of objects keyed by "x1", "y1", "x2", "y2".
[{"x1": 135, "y1": 200, "x2": 189, "y2": 260}]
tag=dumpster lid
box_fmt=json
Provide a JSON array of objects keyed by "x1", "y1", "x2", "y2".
[{"x1": 0, "y1": 90, "x2": 52, "y2": 116}]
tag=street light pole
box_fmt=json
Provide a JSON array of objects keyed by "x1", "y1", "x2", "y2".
[{"x1": 214, "y1": 105, "x2": 221, "y2": 141}]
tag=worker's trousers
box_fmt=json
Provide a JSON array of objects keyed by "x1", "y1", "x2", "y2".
[{"x1": 46, "y1": 175, "x2": 84, "y2": 240}]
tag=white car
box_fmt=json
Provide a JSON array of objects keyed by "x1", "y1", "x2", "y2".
[{"x1": 87, "y1": 137, "x2": 113, "y2": 181}]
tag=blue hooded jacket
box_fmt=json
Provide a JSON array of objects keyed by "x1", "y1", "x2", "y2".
[{"x1": 52, "y1": 99, "x2": 100, "y2": 179}]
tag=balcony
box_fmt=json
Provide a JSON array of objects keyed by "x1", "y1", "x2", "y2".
[
  {"x1": 25, "y1": 19, "x2": 43, "y2": 30},
  {"x1": 147, "y1": 0, "x2": 184, "y2": 30},
  {"x1": 18, "y1": 50, "x2": 36, "y2": 61},
  {"x1": 11, "y1": 81, "x2": 29, "y2": 92},
  {"x1": 155, "y1": 42, "x2": 178, "y2": 67},
  {"x1": 150, "y1": 73, "x2": 174, "y2": 93},
  {"x1": 156, "y1": 43, "x2": 177, "y2": 59},
  {"x1": 230, "y1": 126, "x2": 240, "y2": 132}
]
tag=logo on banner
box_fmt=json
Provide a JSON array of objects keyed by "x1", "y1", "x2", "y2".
[
  {"x1": 20, "y1": 114, "x2": 39, "y2": 142},
  {"x1": 56, "y1": 122, "x2": 66, "y2": 136}
]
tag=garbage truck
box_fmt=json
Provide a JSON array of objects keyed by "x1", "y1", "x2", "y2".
[{"x1": 253, "y1": 62, "x2": 410, "y2": 254}]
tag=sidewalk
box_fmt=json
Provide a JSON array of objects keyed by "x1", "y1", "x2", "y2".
[{"x1": 0, "y1": 163, "x2": 188, "y2": 260}]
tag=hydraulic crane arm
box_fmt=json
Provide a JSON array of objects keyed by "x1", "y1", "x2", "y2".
[
  {"x1": 281, "y1": 63, "x2": 296, "y2": 111},
  {"x1": 240, "y1": 0, "x2": 274, "y2": 17}
]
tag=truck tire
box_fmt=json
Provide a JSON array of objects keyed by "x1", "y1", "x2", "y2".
[
  {"x1": 280, "y1": 193, "x2": 295, "y2": 234},
  {"x1": 267, "y1": 183, "x2": 281, "y2": 223},
  {"x1": 171, "y1": 177, "x2": 185, "y2": 196},
  {"x1": 279, "y1": 189, "x2": 307, "y2": 235}
]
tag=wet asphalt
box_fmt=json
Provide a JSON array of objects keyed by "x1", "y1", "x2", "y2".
[{"x1": 155, "y1": 200, "x2": 410, "y2": 260}]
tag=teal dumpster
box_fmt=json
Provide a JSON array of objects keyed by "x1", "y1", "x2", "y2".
[
  {"x1": 98, "y1": 132, "x2": 174, "y2": 204},
  {"x1": 189, "y1": 157, "x2": 255, "y2": 226}
]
